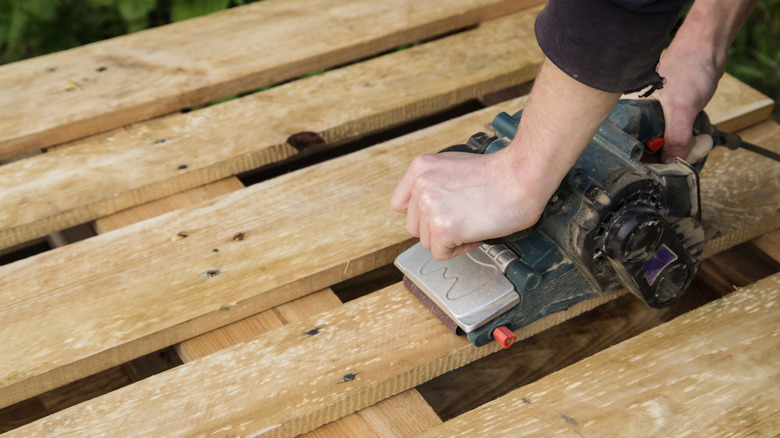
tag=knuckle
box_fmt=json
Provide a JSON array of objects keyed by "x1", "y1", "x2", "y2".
[
  {"x1": 429, "y1": 215, "x2": 454, "y2": 241},
  {"x1": 409, "y1": 154, "x2": 437, "y2": 173}
]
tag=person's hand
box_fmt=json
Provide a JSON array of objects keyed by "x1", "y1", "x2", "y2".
[
  {"x1": 390, "y1": 148, "x2": 544, "y2": 260},
  {"x1": 653, "y1": 45, "x2": 721, "y2": 163},
  {"x1": 653, "y1": 0, "x2": 757, "y2": 163},
  {"x1": 390, "y1": 58, "x2": 620, "y2": 261}
]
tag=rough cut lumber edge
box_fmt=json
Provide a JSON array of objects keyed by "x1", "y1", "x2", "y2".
[
  {"x1": 6, "y1": 115, "x2": 780, "y2": 438},
  {"x1": 11, "y1": 210, "x2": 779, "y2": 438},
  {"x1": 93, "y1": 178, "x2": 246, "y2": 235},
  {"x1": 95, "y1": 179, "x2": 442, "y2": 437},
  {"x1": 416, "y1": 273, "x2": 780, "y2": 437},
  {"x1": 0, "y1": 78, "x2": 776, "y2": 410},
  {"x1": 3, "y1": 282, "x2": 615, "y2": 437},
  {"x1": 753, "y1": 228, "x2": 780, "y2": 263},
  {"x1": 0, "y1": 0, "x2": 542, "y2": 160},
  {"x1": 8, "y1": 119, "x2": 780, "y2": 436},
  {"x1": 699, "y1": 119, "x2": 780, "y2": 259},
  {"x1": 0, "y1": 5, "x2": 547, "y2": 252}
]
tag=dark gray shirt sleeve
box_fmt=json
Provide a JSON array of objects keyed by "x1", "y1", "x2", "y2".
[{"x1": 535, "y1": 0, "x2": 688, "y2": 95}]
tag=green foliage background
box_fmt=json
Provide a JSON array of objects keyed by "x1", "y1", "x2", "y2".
[
  {"x1": 0, "y1": 0, "x2": 778, "y2": 119},
  {"x1": 0, "y1": 0, "x2": 261, "y2": 63},
  {"x1": 729, "y1": 0, "x2": 780, "y2": 119}
]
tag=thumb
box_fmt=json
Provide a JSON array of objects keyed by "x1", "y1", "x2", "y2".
[{"x1": 685, "y1": 134, "x2": 714, "y2": 164}]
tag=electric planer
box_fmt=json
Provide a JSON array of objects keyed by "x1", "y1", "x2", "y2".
[{"x1": 395, "y1": 99, "x2": 775, "y2": 349}]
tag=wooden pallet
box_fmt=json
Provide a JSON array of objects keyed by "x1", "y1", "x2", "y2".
[{"x1": 1, "y1": 1, "x2": 779, "y2": 436}]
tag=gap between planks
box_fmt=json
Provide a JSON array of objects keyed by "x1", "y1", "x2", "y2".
[
  {"x1": 0, "y1": 5, "x2": 549, "y2": 251},
  {"x1": 93, "y1": 176, "x2": 441, "y2": 437},
  {"x1": 417, "y1": 273, "x2": 780, "y2": 437},
  {"x1": 0, "y1": 0, "x2": 544, "y2": 159},
  {"x1": 0, "y1": 79, "x2": 777, "y2": 411},
  {"x1": 6, "y1": 117, "x2": 780, "y2": 436}
]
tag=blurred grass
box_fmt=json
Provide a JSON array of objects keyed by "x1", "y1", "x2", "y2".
[
  {"x1": 1, "y1": 0, "x2": 778, "y2": 120},
  {"x1": 727, "y1": 0, "x2": 780, "y2": 120}
]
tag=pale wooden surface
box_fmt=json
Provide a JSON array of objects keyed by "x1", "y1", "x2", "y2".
[
  {"x1": 0, "y1": 0, "x2": 541, "y2": 160},
  {"x1": 0, "y1": 279, "x2": 565, "y2": 437},
  {"x1": 96, "y1": 178, "x2": 441, "y2": 437},
  {"x1": 2, "y1": 80, "x2": 778, "y2": 410},
  {"x1": 417, "y1": 273, "x2": 780, "y2": 438},
  {"x1": 94, "y1": 178, "x2": 246, "y2": 234},
  {"x1": 689, "y1": 72, "x2": 774, "y2": 133},
  {"x1": 1, "y1": 1, "x2": 776, "y2": 434},
  {"x1": 0, "y1": 95, "x2": 527, "y2": 408},
  {"x1": 753, "y1": 228, "x2": 780, "y2": 262},
  {"x1": 700, "y1": 119, "x2": 780, "y2": 258},
  {"x1": 10, "y1": 233, "x2": 778, "y2": 437},
  {"x1": 0, "y1": 6, "x2": 546, "y2": 252},
  {"x1": 303, "y1": 391, "x2": 441, "y2": 438}
]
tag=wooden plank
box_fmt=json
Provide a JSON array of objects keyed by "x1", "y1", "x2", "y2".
[
  {"x1": 94, "y1": 178, "x2": 246, "y2": 234},
  {"x1": 0, "y1": 6, "x2": 548, "y2": 252},
  {"x1": 9, "y1": 238, "x2": 777, "y2": 437},
  {"x1": 302, "y1": 391, "x2": 441, "y2": 438},
  {"x1": 96, "y1": 178, "x2": 440, "y2": 437},
  {"x1": 0, "y1": 280, "x2": 513, "y2": 437},
  {"x1": 177, "y1": 288, "x2": 341, "y2": 361},
  {"x1": 6, "y1": 109, "x2": 780, "y2": 437},
  {"x1": 0, "y1": 0, "x2": 542, "y2": 160},
  {"x1": 0, "y1": 79, "x2": 776, "y2": 408},
  {"x1": 753, "y1": 229, "x2": 780, "y2": 263},
  {"x1": 417, "y1": 239, "x2": 780, "y2": 420},
  {"x1": 699, "y1": 119, "x2": 780, "y2": 258},
  {"x1": 181, "y1": 289, "x2": 441, "y2": 438},
  {"x1": 416, "y1": 273, "x2": 780, "y2": 437},
  {"x1": 0, "y1": 366, "x2": 132, "y2": 434}
]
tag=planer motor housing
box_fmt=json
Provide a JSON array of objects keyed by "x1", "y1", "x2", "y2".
[{"x1": 395, "y1": 100, "x2": 706, "y2": 347}]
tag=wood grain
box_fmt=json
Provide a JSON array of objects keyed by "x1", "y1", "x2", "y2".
[
  {"x1": 95, "y1": 178, "x2": 441, "y2": 437},
  {"x1": 417, "y1": 273, "x2": 780, "y2": 437},
  {"x1": 1, "y1": 82, "x2": 777, "y2": 410},
  {"x1": 94, "y1": 178, "x2": 246, "y2": 234},
  {"x1": 699, "y1": 72, "x2": 774, "y2": 133},
  {"x1": 699, "y1": 119, "x2": 780, "y2": 258},
  {"x1": 0, "y1": 6, "x2": 547, "y2": 252},
  {"x1": 0, "y1": 0, "x2": 542, "y2": 159},
  {"x1": 0, "y1": 95, "x2": 529, "y2": 408},
  {"x1": 417, "y1": 239, "x2": 780, "y2": 421},
  {"x1": 0, "y1": 280, "x2": 570, "y2": 437},
  {"x1": 753, "y1": 229, "x2": 780, "y2": 263},
  {"x1": 10, "y1": 242, "x2": 777, "y2": 437}
]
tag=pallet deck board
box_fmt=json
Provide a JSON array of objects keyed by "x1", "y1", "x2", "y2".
[
  {"x1": 95, "y1": 176, "x2": 441, "y2": 436},
  {"x1": 700, "y1": 120, "x2": 780, "y2": 258},
  {"x1": 2, "y1": 2, "x2": 778, "y2": 433},
  {"x1": 8, "y1": 220, "x2": 779, "y2": 436},
  {"x1": 0, "y1": 0, "x2": 544, "y2": 160},
  {"x1": 417, "y1": 273, "x2": 780, "y2": 437},
  {"x1": 1, "y1": 75, "x2": 778, "y2": 410},
  {"x1": 1, "y1": 96, "x2": 529, "y2": 408},
  {"x1": 0, "y1": 6, "x2": 548, "y2": 252},
  {"x1": 5, "y1": 109, "x2": 780, "y2": 431}
]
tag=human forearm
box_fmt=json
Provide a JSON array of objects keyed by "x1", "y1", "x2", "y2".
[
  {"x1": 655, "y1": 0, "x2": 758, "y2": 161},
  {"x1": 671, "y1": 0, "x2": 758, "y2": 75},
  {"x1": 501, "y1": 58, "x2": 621, "y2": 211}
]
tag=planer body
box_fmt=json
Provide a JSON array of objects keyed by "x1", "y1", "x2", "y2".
[{"x1": 395, "y1": 99, "x2": 706, "y2": 347}]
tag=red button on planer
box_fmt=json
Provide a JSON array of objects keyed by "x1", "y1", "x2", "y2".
[
  {"x1": 645, "y1": 137, "x2": 665, "y2": 152},
  {"x1": 493, "y1": 326, "x2": 516, "y2": 349}
]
